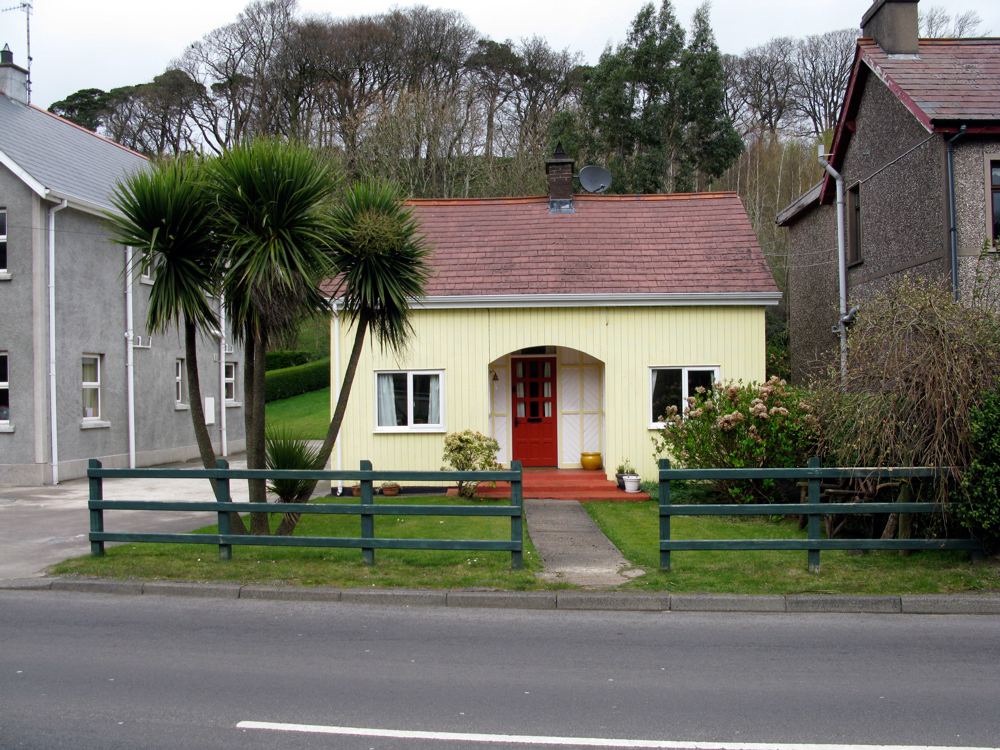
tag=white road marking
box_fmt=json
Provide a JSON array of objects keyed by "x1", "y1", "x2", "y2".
[{"x1": 235, "y1": 721, "x2": 995, "y2": 750}]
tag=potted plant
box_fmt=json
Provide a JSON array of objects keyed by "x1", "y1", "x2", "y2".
[
  {"x1": 381, "y1": 481, "x2": 400, "y2": 496},
  {"x1": 615, "y1": 458, "x2": 636, "y2": 491},
  {"x1": 351, "y1": 483, "x2": 362, "y2": 497}
]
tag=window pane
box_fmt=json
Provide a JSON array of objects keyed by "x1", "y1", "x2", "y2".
[
  {"x1": 0, "y1": 211, "x2": 6, "y2": 235},
  {"x1": 412, "y1": 374, "x2": 439, "y2": 425},
  {"x1": 83, "y1": 388, "x2": 99, "y2": 418},
  {"x1": 529, "y1": 381, "x2": 539, "y2": 398},
  {"x1": 992, "y1": 165, "x2": 1000, "y2": 187},
  {"x1": 688, "y1": 370, "x2": 714, "y2": 395},
  {"x1": 543, "y1": 382, "x2": 551, "y2": 398},
  {"x1": 651, "y1": 369, "x2": 682, "y2": 423},
  {"x1": 529, "y1": 361, "x2": 538, "y2": 378},
  {"x1": 993, "y1": 192, "x2": 1000, "y2": 243},
  {"x1": 517, "y1": 402, "x2": 526, "y2": 418},
  {"x1": 516, "y1": 362, "x2": 524, "y2": 378},
  {"x1": 377, "y1": 373, "x2": 407, "y2": 426},
  {"x1": 529, "y1": 401, "x2": 539, "y2": 418},
  {"x1": 543, "y1": 362, "x2": 551, "y2": 378},
  {"x1": 516, "y1": 383, "x2": 525, "y2": 398},
  {"x1": 82, "y1": 357, "x2": 98, "y2": 383},
  {"x1": 0, "y1": 240, "x2": 6, "y2": 271},
  {"x1": 0, "y1": 354, "x2": 7, "y2": 382},
  {"x1": 543, "y1": 402, "x2": 552, "y2": 418}
]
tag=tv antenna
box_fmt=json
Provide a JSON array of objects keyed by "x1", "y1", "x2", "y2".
[
  {"x1": 578, "y1": 164, "x2": 612, "y2": 194},
  {"x1": 1, "y1": 0, "x2": 32, "y2": 102}
]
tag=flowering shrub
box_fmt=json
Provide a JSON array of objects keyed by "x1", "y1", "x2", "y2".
[
  {"x1": 650, "y1": 376, "x2": 821, "y2": 503},
  {"x1": 442, "y1": 430, "x2": 502, "y2": 498}
]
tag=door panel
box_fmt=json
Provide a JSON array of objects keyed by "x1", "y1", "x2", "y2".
[{"x1": 511, "y1": 357, "x2": 558, "y2": 467}]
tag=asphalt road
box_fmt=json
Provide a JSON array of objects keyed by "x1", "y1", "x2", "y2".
[{"x1": 2, "y1": 591, "x2": 998, "y2": 750}]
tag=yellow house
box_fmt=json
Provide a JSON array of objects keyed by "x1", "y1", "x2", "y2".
[{"x1": 330, "y1": 154, "x2": 779, "y2": 484}]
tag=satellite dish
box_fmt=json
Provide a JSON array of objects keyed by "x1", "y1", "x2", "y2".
[{"x1": 579, "y1": 165, "x2": 612, "y2": 194}]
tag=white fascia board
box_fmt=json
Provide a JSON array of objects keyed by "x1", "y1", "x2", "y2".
[
  {"x1": 409, "y1": 292, "x2": 783, "y2": 309},
  {"x1": 45, "y1": 190, "x2": 117, "y2": 218},
  {"x1": 0, "y1": 147, "x2": 47, "y2": 198}
]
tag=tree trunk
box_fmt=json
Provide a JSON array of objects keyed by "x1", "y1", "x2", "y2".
[
  {"x1": 273, "y1": 314, "x2": 370, "y2": 536},
  {"x1": 184, "y1": 317, "x2": 248, "y2": 535},
  {"x1": 244, "y1": 329, "x2": 271, "y2": 535}
]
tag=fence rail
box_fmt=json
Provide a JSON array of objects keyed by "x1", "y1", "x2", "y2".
[
  {"x1": 88, "y1": 459, "x2": 524, "y2": 568},
  {"x1": 658, "y1": 458, "x2": 982, "y2": 572}
]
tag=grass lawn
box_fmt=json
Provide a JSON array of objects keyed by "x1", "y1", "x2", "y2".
[
  {"x1": 52, "y1": 496, "x2": 551, "y2": 590},
  {"x1": 265, "y1": 387, "x2": 330, "y2": 440},
  {"x1": 585, "y1": 500, "x2": 1000, "y2": 595}
]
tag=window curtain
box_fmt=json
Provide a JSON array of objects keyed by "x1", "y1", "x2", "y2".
[
  {"x1": 377, "y1": 373, "x2": 397, "y2": 427},
  {"x1": 428, "y1": 374, "x2": 440, "y2": 424}
]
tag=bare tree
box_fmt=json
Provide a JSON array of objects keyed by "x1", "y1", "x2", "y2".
[
  {"x1": 792, "y1": 28, "x2": 857, "y2": 139},
  {"x1": 920, "y1": 6, "x2": 990, "y2": 37},
  {"x1": 729, "y1": 37, "x2": 798, "y2": 136}
]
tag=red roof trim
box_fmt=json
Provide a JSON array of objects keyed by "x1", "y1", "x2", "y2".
[{"x1": 859, "y1": 45, "x2": 934, "y2": 132}]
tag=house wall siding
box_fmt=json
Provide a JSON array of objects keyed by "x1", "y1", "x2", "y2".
[
  {"x1": 333, "y1": 304, "x2": 766, "y2": 482},
  {"x1": 786, "y1": 202, "x2": 839, "y2": 384},
  {"x1": 842, "y1": 76, "x2": 947, "y2": 299}
]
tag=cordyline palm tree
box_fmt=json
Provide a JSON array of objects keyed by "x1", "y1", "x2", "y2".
[
  {"x1": 273, "y1": 178, "x2": 431, "y2": 536},
  {"x1": 105, "y1": 157, "x2": 249, "y2": 536},
  {"x1": 209, "y1": 139, "x2": 340, "y2": 535}
]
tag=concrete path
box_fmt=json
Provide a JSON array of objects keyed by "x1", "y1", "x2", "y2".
[
  {"x1": 0, "y1": 456, "x2": 252, "y2": 579},
  {"x1": 524, "y1": 498, "x2": 643, "y2": 588}
]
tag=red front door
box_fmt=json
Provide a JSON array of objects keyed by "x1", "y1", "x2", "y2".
[{"x1": 511, "y1": 357, "x2": 558, "y2": 467}]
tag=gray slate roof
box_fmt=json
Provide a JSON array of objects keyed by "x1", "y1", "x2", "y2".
[{"x1": 0, "y1": 93, "x2": 147, "y2": 212}]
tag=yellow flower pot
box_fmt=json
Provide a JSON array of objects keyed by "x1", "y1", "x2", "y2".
[{"x1": 580, "y1": 452, "x2": 602, "y2": 470}]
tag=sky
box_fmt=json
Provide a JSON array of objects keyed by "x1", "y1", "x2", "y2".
[{"x1": 1, "y1": 0, "x2": 998, "y2": 109}]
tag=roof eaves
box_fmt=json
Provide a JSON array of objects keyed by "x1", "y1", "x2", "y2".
[
  {"x1": 776, "y1": 182, "x2": 822, "y2": 226},
  {"x1": 330, "y1": 292, "x2": 783, "y2": 309},
  {"x1": 0, "y1": 145, "x2": 47, "y2": 198}
]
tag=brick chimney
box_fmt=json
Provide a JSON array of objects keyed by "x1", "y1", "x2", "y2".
[
  {"x1": 546, "y1": 143, "x2": 575, "y2": 214},
  {"x1": 0, "y1": 45, "x2": 29, "y2": 104},
  {"x1": 861, "y1": 0, "x2": 920, "y2": 56}
]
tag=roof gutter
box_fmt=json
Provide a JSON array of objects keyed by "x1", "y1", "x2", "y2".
[
  {"x1": 405, "y1": 292, "x2": 782, "y2": 310},
  {"x1": 947, "y1": 125, "x2": 967, "y2": 301}
]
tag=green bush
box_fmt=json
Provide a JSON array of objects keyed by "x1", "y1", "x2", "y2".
[
  {"x1": 959, "y1": 391, "x2": 1000, "y2": 554},
  {"x1": 264, "y1": 358, "x2": 330, "y2": 403},
  {"x1": 265, "y1": 350, "x2": 312, "y2": 371},
  {"x1": 442, "y1": 430, "x2": 502, "y2": 498},
  {"x1": 650, "y1": 376, "x2": 820, "y2": 503}
]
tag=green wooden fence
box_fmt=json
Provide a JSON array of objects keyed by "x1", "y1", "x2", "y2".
[
  {"x1": 88, "y1": 459, "x2": 524, "y2": 568},
  {"x1": 658, "y1": 458, "x2": 983, "y2": 572}
]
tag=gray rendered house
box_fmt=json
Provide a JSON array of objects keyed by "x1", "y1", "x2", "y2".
[
  {"x1": 777, "y1": 0, "x2": 1000, "y2": 382},
  {"x1": 0, "y1": 47, "x2": 245, "y2": 485}
]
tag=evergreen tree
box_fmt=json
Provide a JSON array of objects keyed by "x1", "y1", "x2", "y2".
[{"x1": 578, "y1": 0, "x2": 741, "y2": 193}]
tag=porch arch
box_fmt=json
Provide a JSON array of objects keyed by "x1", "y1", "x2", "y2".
[{"x1": 488, "y1": 345, "x2": 605, "y2": 469}]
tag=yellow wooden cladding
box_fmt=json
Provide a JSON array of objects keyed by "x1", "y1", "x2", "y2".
[{"x1": 331, "y1": 305, "x2": 766, "y2": 481}]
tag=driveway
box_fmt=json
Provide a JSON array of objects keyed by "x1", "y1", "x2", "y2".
[{"x1": 0, "y1": 455, "x2": 252, "y2": 579}]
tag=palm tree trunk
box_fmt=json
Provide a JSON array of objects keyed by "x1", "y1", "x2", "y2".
[
  {"x1": 244, "y1": 329, "x2": 271, "y2": 535},
  {"x1": 184, "y1": 317, "x2": 248, "y2": 535},
  {"x1": 273, "y1": 314, "x2": 370, "y2": 536}
]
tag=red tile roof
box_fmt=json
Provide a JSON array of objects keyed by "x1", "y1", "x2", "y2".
[
  {"x1": 407, "y1": 193, "x2": 777, "y2": 298},
  {"x1": 859, "y1": 38, "x2": 1000, "y2": 126}
]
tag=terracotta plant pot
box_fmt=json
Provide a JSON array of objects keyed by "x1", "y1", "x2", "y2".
[
  {"x1": 580, "y1": 452, "x2": 602, "y2": 471},
  {"x1": 382, "y1": 485, "x2": 400, "y2": 496},
  {"x1": 351, "y1": 485, "x2": 361, "y2": 497}
]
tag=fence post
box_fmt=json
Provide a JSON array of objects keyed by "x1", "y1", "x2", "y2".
[
  {"x1": 807, "y1": 456, "x2": 821, "y2": 573},
  {"x1": 360, "y1": 460, "x2": 375, "y2": 565},
  {"x1": 215, "y1": 459, "x2": 232, "y2": 561},
  {"x1": 510, "y1": 461, "x2": 523, "y2": 570},
  {"x1": 659, "y1": 458, "x2": 671, "y2": 571},
  {"x1": 89, "y1": 459, "x2": 105, "y2": 557}
]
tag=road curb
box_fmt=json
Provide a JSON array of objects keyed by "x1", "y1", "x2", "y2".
[{"x1": 6, "y1": 578, "x2": 1000, "y2": 614}]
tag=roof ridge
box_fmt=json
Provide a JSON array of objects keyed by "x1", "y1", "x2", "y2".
[{"x1": 407, "y1": 191, "x2": 738, "y2": 206}]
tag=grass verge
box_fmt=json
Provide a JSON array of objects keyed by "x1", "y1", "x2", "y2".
[
  {"x1": 585, "y1": 501, "x2": 1000, "y2": 595},
  {"x1": 264, "y1": 387, "x2": 330, "y2": 440},
  {"x1": 52, "y1": 496, "x2": 551, "y2": 590}
]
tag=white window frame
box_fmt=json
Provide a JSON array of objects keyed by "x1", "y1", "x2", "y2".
[
  {"x1": 0, "y1": 208, "x2": 8, "y2": 279},
  {"x1": 82, "y1": 354, "x2": 103, "y2": 422},
  {"x1": 0, "y1": 351, "x2": 10, "y2": 427},
  {"x1": 224, "y1": 361, "x2": 238, "y2": 405},
  {"x1": 174, "y1": 358, "x2": 188, "y2": 408},
  {"x1": 649, "y1": 366, "x2": 720, "y2": 428},
  {"x1": 138, "y1": 246, "x2": 154, "y2": 284},
  {"x1": 374, "y1": 370, "x2": 445, "y2": 433}
]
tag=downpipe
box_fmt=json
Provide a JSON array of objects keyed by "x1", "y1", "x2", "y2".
[{"x1": 818, "y1": 146, "x2": 848, "y2": 385}]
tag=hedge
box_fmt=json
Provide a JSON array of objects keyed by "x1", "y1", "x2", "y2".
[
  {"x1": 265, "y1": 350, "x2": 312, "y2": 371},
  {"x1": 264, "y1": 358, "x2": 330, "y2": 402}
]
